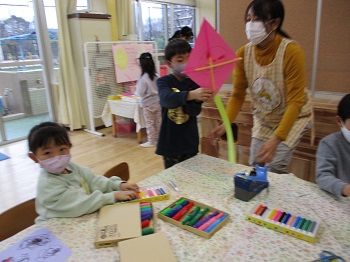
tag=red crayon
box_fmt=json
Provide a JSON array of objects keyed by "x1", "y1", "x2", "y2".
[
  {"x1": 141, "y1": 219, "x2": 150, "y2": 228},
  {"x1": 172, "y1": 202, "x2": 194, "y2": 221}
]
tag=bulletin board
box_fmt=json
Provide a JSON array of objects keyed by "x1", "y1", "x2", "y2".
[{"x1": 112, "y1": 43, "x2": 154, "y2": 83}]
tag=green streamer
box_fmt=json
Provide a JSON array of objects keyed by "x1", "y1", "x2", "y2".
[{"x1": 214, "y1": 94, "x2": 236, "y2": 163}]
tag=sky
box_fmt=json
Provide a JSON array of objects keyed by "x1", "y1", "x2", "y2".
[{"x1": 0, "y1": 0, "x2": 88, "y2": 30}]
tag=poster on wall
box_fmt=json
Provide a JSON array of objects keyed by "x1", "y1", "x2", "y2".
[{"x1": 112, "y1": 43, "x2": 153, "y2": 83}]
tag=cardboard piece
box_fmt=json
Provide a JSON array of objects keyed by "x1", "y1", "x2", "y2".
[
  {"x1": 118, "y1": 232, "x2": 176, "y2": 262},
  {"x1": 95, "y1": 202, "x2": 156, "y2": 248},
  {"x1": 158, "y1": 197, "x2": 230, "y2": 239}
]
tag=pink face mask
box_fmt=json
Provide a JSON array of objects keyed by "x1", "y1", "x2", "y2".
[{"x1": 37, "y1": 154, "x2": 71, "y2": 174}]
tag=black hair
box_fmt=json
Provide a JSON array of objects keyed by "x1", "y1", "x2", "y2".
[
  {"x1": 168, "y1": 30, "x2": 181, "y2": 42},
  {"x1": 338, "y1": 94, "x2": 350, "y2": 122},
  {"x1": 165, "y1": 38, "x2": 192, "y2": 62},
  {"x1": 28, "y1": 122, "x2": 72, "y2": 154},
  {"x1": 180, "y1": 26, "x2": 193, "y2": 38},
  {"x1": 245, "y1": 0, "x2": 290, "y2": 38},
  {"x1": 139, "y1": 52, "x2": 157, "y2": 81}
]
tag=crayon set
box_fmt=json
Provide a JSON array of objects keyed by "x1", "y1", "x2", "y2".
[
  {"x1": 140, "y1": 202, "x2": 155, "y2": 236},
  {"x1": 122, "y1": 184, "x2": 170, "y2": 203},
  {"x1": 246, "y1": 204, "x2": 320, "y2": 243},
  {"x1": 158, "y1": 197, "x2": 230, "y2": 239}
]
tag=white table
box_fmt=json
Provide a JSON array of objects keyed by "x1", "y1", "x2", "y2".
[
  {"x1": 105, "y1": 99, "x2": 145, "y2": 143},
  {"x1": 1, "y1": 155, "x2": 349, "y2": 261}
]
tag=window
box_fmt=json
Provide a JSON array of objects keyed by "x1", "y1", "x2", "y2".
[{"x1": 135, "y1": 1, "x2": 195, "y2": 50}]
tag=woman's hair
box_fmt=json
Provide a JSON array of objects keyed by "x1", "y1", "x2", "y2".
[
  {"x1": 245, "y1": 0, "x2": 290, "y2": 38},
  {"x1": 165, "y1": 39, "x2": 192, "y2": 62},
  {"x1": 168, "y1": 30, "x2": 181, "y2": 42},
  {"x1": 180, "y1": 26, "x2": 193, "y2": 39},
  {"x1": 28, "y1": 122, "x2": 72, "y2": 154},
  {"x1": 139, "y1": 52, "x2": 157, "y2": 81},
  {"x1": 338, "y1": 94, "x2": 350, "y2": 122}
]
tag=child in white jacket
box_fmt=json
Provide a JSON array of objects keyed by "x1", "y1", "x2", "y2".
[{"x1": 28, "y1": 122, "x2": 139, "y2": 223}]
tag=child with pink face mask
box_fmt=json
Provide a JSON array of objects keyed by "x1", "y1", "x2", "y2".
[{"x1": 28, "y1": 122, "x2": 139, "y2": 223}]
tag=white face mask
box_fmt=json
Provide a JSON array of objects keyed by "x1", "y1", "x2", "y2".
[
  {"x1": 171, "y1": 63, "x2": 188, "y2": 78},
  {"x1": 245, "y1": 21, "x2": 273, "y2": 45},
  {"x1": 341, "y1": 122, "x2": 350, "y2": 143}
]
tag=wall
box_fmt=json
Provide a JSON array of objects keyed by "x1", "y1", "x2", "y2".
[
  {"x1": 196, "y1": 0, "x2": 216, "y2": 30},
  {"x1": 219, "y1": 0, "x2": 350, "y2": 93}
]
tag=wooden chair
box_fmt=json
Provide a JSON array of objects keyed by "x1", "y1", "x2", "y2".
[
  {"x1": 103, "y1": 162, "x2": 130, "y2": 181},
  {"x1": 0, "y1": 198, "x2": 37, "y2": 241}
]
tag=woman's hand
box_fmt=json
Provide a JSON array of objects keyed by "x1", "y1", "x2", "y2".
[
  {"x1": 120, "y1": 182, "x2": 139, "y2": 192},
  {"x1": 114, "y1": 190, "x2": 137, "y2": 201},
  {"x1": 209, "y1": 124, "x2": 226, "y2": 145},
  {"x1": 255, "y1": 136, "x2": 281, "y2": 163}
]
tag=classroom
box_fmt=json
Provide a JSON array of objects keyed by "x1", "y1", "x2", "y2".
[{"x1": 0, "y1": 0, "x2": 349, "y2": 261}]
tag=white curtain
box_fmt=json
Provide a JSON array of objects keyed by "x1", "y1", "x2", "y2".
[
  {"x1": 117, "y1": 0, "x2": 137, "y2": 39},
  {"x1": 55, "y1": 0, "x2": 86, "y2": 130}
]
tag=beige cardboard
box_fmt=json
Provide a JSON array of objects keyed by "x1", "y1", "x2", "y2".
[
  {"x1": 119, "y1": 232, "x2": 176, "y2": 262},
  {"x1": 95, "y1": 202, "x2": 141, "y2": 248}
]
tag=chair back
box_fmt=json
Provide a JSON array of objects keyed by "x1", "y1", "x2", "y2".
[
  {"x1": 103, "y1": 162, "x2": 130, "y2": 181},
  {"x1": 0, "y1": 198, "x2": 37, "y2": 241}
]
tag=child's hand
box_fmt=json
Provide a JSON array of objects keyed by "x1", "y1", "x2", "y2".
[
  {"x1": 120, "y1": 182, "x2": 139, "y2": 192},
  {"x1": 187, "y1": 88, "x2": 213, "y2": 102},
  {"x1": 114, "y1": 190, "x2": 137, "y2": 201}
]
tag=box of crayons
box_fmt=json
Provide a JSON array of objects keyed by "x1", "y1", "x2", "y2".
[
  {"x1": 246, "y1": 203, "x2": 320, "y2": 243},
  {"x1": 95, "y1": 202, "x2": 156, "y2": 248},
  {"x1": 120, "y1": 184, "x2": 170, "y2": 204},
  {"x1": 158, "y1": 197, "x2": 230, "y2": 239}
]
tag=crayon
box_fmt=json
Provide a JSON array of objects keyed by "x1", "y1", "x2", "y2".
[
  {"x1": 287, "y1": 215, "x2": 296, "y2": 227},
  {"x1": 141, "y1": 220, "x2": 150, "y2": 228},
  {"x1": 254, "y1": 204, "x2": 264, "y2": 215},
  {"x1": 278, "y1": 212, "x2": 286, "y2": 223},
  {"x1": 141, "y1": 215, "x2": 151, "y2": 221},
  {"x1": 302, "y1": 219, "x2": 311, "y2": 231},
  {"x1": 193, "y1": 211, "x2": 219, "y2": 229},
  {"x1": 205, "y1": 214, "x2": 228, "y2": 233},
  {"x1": 142, "y1": 227, "x2": 154, "y2": 236},
  {"x1": 182, "y1": 206, "x2": 200, "y2": 225},
  {"x1": 296, "y1": 218, "x2": 305, "y2": 230},
  {"x1": 198, "y1": 212, "x2": 224, "y2": 231},
  {"x1": 272, "y1": 210, "x2": 282, "y2": 221},
  {"x1": 188, "y1": 207, "x2": 209, "y2": 226},
  {"x1": 308, "y1": 221, "x2": 317, "y2": 234},
  {"x1": 172, "y1": 202, "x2": 194, "y2": 221},
  {"x1": 268, "y1": 209, "x2": 277, "y2": 220},
  {"x1": 258, "y1": 206, "x2": 268, "y2": 216},
  {"x1": 282, "y1": 213, "x2": 291, "y2": 224},
  {"x1": 292, "y1": 216, "x2": 301, "y2": 228},
  {"x1": 166, "y1": 201, "x2": 190, "y2": 217}
]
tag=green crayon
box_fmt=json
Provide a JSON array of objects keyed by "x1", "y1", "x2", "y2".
[
  {"x1": 182, "y1": 206, "x2": 200, "y2": 225},
  {"x1": 188, "y1": 207, "x2": 209, "y2": 226}
]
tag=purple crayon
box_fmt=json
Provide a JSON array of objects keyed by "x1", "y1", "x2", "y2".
[{"x1": 193, "y1": 211, "x2": 219, "y2": 228}]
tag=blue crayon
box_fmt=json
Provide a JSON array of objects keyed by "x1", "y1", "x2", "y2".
[
  {"x1": 156, "y1": 188, "x2": 162, "y2": 195},
  {"x1": 159, "y1": 187, "x2": 166, "y2": 195},
  {"x1": 193, "y1": 211, "x2": 219, "y2": 229},
  {"x1": 205, "y1": 214, "x2": 229, "y2": 233},
  {"x1": 292, "y1": 216, "x2": 301, "y2": 228},
  {"x1": 141, "y1": 215, "x2": 152, "y2": 221},
  {"x1": 282, "y1": 213, "x2": 291, "y2": 224},
  {"x1": 141, "y1": 211, "x2": 153, "y2": 217}
]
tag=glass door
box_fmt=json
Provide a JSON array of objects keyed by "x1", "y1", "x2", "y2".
[{"x1": 0, "y1": 0, "x2": 52, "y2": 144}]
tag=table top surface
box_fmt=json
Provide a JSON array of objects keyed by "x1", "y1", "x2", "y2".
[{"x1": 1, "y1": 154, "x2": 349, "y2": 262}]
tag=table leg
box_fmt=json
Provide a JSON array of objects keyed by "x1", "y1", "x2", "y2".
[
  {"x1": 112, "y1": 114, "x2": 117, "y2": 137},
  {"x1": 137, "y1": 129, "x2": 142, "y2": 144}
]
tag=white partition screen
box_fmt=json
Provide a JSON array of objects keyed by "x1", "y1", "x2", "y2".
[{"x1": 83, "y1": 41, "x2": 158, "y2": 135}]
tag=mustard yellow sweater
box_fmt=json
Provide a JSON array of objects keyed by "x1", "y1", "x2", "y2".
[{"x1": 227, "y1": 34, "x2": 307, "y2": 141}]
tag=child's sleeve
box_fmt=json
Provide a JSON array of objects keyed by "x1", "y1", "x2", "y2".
[
  {"x1": 135, "y1": 76, "x2": 146, "y2": 97},
  {"x1": 37, "y1": 176, "x2": 117, "y2": 219},
  {"x1": 157, "y1": 77, "x2": 188, "y2": 108},
  {"x1": 315, "y1": 138, "x2": 347, "y2": 196}
]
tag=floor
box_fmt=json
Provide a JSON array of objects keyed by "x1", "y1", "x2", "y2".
[
  {"x1": 0, "y1": 127, "x2": 164, "y2": 213},
  {"x1": 1, "y1": 113, "x2": 50, "y2": 141}
]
